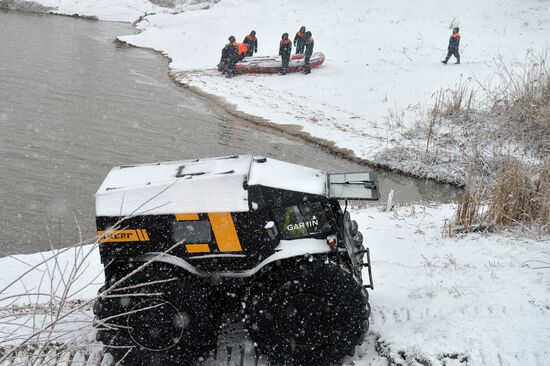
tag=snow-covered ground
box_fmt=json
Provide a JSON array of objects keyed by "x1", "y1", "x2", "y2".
[
  {"x1": 1, "y1": 204, "x2": 548, "y2": 365},
  {"x1": 10, "y1": 0, "x2": 549, "y2": 184}
]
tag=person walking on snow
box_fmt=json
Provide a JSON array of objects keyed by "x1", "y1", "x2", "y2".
[
  {"x1": 303, "y1": 31, "x2": 314, "y2": 74},
  {"x1": 279, "y1": 33, "x2": 292, "y2": 75},
  {"x1": 441, "y1": 27, "x2": 460, "y2": 64},
  {"x1": 243, "y1": 31, "x2": 258, "y2": 57},
  {"x1": 293, "y1": 26, "x2": 306, "y2": 54}
]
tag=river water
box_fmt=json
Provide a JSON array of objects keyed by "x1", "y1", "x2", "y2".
[{"x1": 0, "y1": 10, "x2": 460, "y2": 255}]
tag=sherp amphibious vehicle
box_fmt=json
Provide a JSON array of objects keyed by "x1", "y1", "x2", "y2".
[{"x1": 93, "y1": 155, "x2": 379, "y2": 366}]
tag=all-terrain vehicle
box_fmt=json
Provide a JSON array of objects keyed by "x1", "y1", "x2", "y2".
[{"x1": 93, "y1": 155, "x2": 378, "y2": 366}]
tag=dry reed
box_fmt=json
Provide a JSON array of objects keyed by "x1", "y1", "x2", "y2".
[{"x1": 454, "y1": 159, "x2": 550, "y2": 235}]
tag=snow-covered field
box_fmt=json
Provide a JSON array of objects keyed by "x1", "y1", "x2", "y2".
[{"x1": 0, "y1": 204, "x2": 548, "y2": 365}]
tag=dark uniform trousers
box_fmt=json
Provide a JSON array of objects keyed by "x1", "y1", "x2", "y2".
[
  {"x1": 444, "y1": 47, "x2": 460, "y2": 64},
  {"x1": 304, "y1": 39, "x2": 314, "y2": 74}
]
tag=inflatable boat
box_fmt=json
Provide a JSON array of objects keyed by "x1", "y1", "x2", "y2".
[{"x1": 234, "y1": 52, "x2": 325, "y2": 74}]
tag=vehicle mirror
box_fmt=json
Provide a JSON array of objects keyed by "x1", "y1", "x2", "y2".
[{"x1": 264, "y1": 221, "x2": 278, "y2": 239}]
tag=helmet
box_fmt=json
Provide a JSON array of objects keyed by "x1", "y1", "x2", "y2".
[
  {"x1": 250, "y1": 30, "x2": 256, "y2": 36},
  {"x1": 228, "y1": 35, "x2": 236, "y2": 43},
  {"x1": 300, "y1": 26, "x2": 306, "y2": 32},
  {"x1": 305, "y1": 31, "x2": 312, "y2": 38},
  {"x1": 453, "y1": 27, "x2": 460, "y2": 33},
  {"x1": 282, "y1": 32, "x2": 289, "y2": 39}
]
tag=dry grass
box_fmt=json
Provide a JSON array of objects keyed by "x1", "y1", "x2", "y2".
[
  {"x1": 426, "y1": 53, "x2": 550, "y2": 156},
  {"x1": 454, "y1": 159, "x2": 550, "y2": 235},
  {"x1": 454, "y1": 171, "x2": 488, "y2": 231},
  {"x1": 490, "y1": 54, "x2": 550, "y2": 155},
  {"x1": 432, "y1": 82, "x2": 477, "y2": 119}
]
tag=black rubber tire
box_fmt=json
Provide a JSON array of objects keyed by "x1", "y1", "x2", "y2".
[
  {"x1": 94, "y1": 263, "x2": 217, "y2": 366},
  {"x1": 246, "y1": 258, "x2": 370, "y2": 366}
]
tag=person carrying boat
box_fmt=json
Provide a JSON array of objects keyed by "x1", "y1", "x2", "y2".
[
  {"x1": 220, "y1": 36, "x2": 239, "y2": 78},
  {"x1": 293, "y1": 26, "x2": 306, "y2": 54},
  {"x1": 441, "y1": 27, "x2": 461, "y2": 64},
  {"x1": 279, "y1": 33, "x2": 292, "y2": 75},
  {"x1": 303, "y1": 31, "x2": 314, "y2": 74},
  {"x1": 243, "y1": 31, "x2": 258, "y2": 57}
]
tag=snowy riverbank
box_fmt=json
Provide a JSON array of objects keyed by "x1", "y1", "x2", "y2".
[
  {"x1": 5, "y1": 0, "x2": 549, "y2": 184},
  {"x1": 0, "y1": 204, "x2": 548, "y2": 365}
]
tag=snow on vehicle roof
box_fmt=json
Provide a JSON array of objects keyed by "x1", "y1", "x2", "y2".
[{"x1": 95, "y1": 155, "x2": 327, "y2": 217}]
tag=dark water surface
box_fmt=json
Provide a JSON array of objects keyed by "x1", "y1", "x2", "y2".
[{"x1": 0, "y1": 10, "x2": 460, "y2": 255}]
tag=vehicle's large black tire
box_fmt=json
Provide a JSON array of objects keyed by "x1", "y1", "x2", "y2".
[
  {"x1": 246, "y1": 258, "x2": 370, "y2": 366},
  {"x1": 93, "y1": 263, "x2": 218, "y2": 366}
]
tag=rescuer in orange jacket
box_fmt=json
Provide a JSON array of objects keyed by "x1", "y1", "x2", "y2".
[
  {"x1": 303, "y1": 31, "x2": 314, "y2": 74},
  {"x1": 279, "y1": 33, "x2": 292, "y2": 75},
  {"x1": 441, "y1": 27, "x2": 461, "y2": 64},
  {"x1": 243, "y1": 30, "x2": 258, "y2": 57},
  {"x1": 293, "y1": 26, "x2": 306, "y2": 54},
  {"x1": 237, "y1": 42, "x2": 249, "y2": 61}
]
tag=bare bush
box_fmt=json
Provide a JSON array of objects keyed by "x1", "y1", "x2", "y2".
[
  {"x1": 490, "y1": 54, "x2": 550, "y2": 154},
  {"x1": 454, "y1": 159, "x2": 550, "y2": 235},
  {"x1": 432, "y1": 82, "x2": 477, "y2": 120},
  {"x1": 398, "y1": 52, "x2": 550, "y2": 187},
  {"x1": 454, "y1": 170, "x2": 488, "y2": 231}
]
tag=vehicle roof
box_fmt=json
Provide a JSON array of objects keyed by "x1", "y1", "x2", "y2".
[{"x1": 95, "y1": 155, "x2": 327, "y2": 217}]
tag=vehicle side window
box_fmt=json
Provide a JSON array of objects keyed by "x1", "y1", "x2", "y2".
[
  {"x1": 172, "y1": 221, "x2": 211, "y2": 243},
  {"x1": 299, "y1": 202, "x2": 330, "y2": 234},
  {"x1": 272, "y1": 202, "x2": 331, "y2": 239}
]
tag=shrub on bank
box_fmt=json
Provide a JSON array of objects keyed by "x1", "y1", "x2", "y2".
[{"x1": 454, "y1": 159, "x2": 550, "y2": 235}]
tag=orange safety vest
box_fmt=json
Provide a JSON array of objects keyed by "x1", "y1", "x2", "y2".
[
  {"x1": 452, "y1": 33, "x2": 460, "y2": 38},
  {"x1": 246, "y1": 35, "x2": 257, "y2": 43},
  {"x1": 237, "y1": 43, "x2": 248, "y2": 56},
  {"x1": 280, "y1": 39, "x2": 292, "y2": 44},
  {"x1": 296, "y1": 31, "x2": 305, "y2": 37}
]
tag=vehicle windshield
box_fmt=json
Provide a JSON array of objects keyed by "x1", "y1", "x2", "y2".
[{"x1": 272, "y1": 201, "x2": 333, "y2": 239}]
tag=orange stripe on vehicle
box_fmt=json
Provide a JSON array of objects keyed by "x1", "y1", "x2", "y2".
[
  {"x1": 185, "y1": 244, "x2": 211, "y2": 253},
  {"x1": 141, "y1": 229, "x2": 150, "y2": 241},
  {"x1": 175, "y1": 213, "x2": 199, "y2": 221},
  {"x1": 136, "y1": 229, "x2": 144, "y2": 241},
  {"x1": 208, "y1": 213, "x2": 242, "y2": 252}
]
